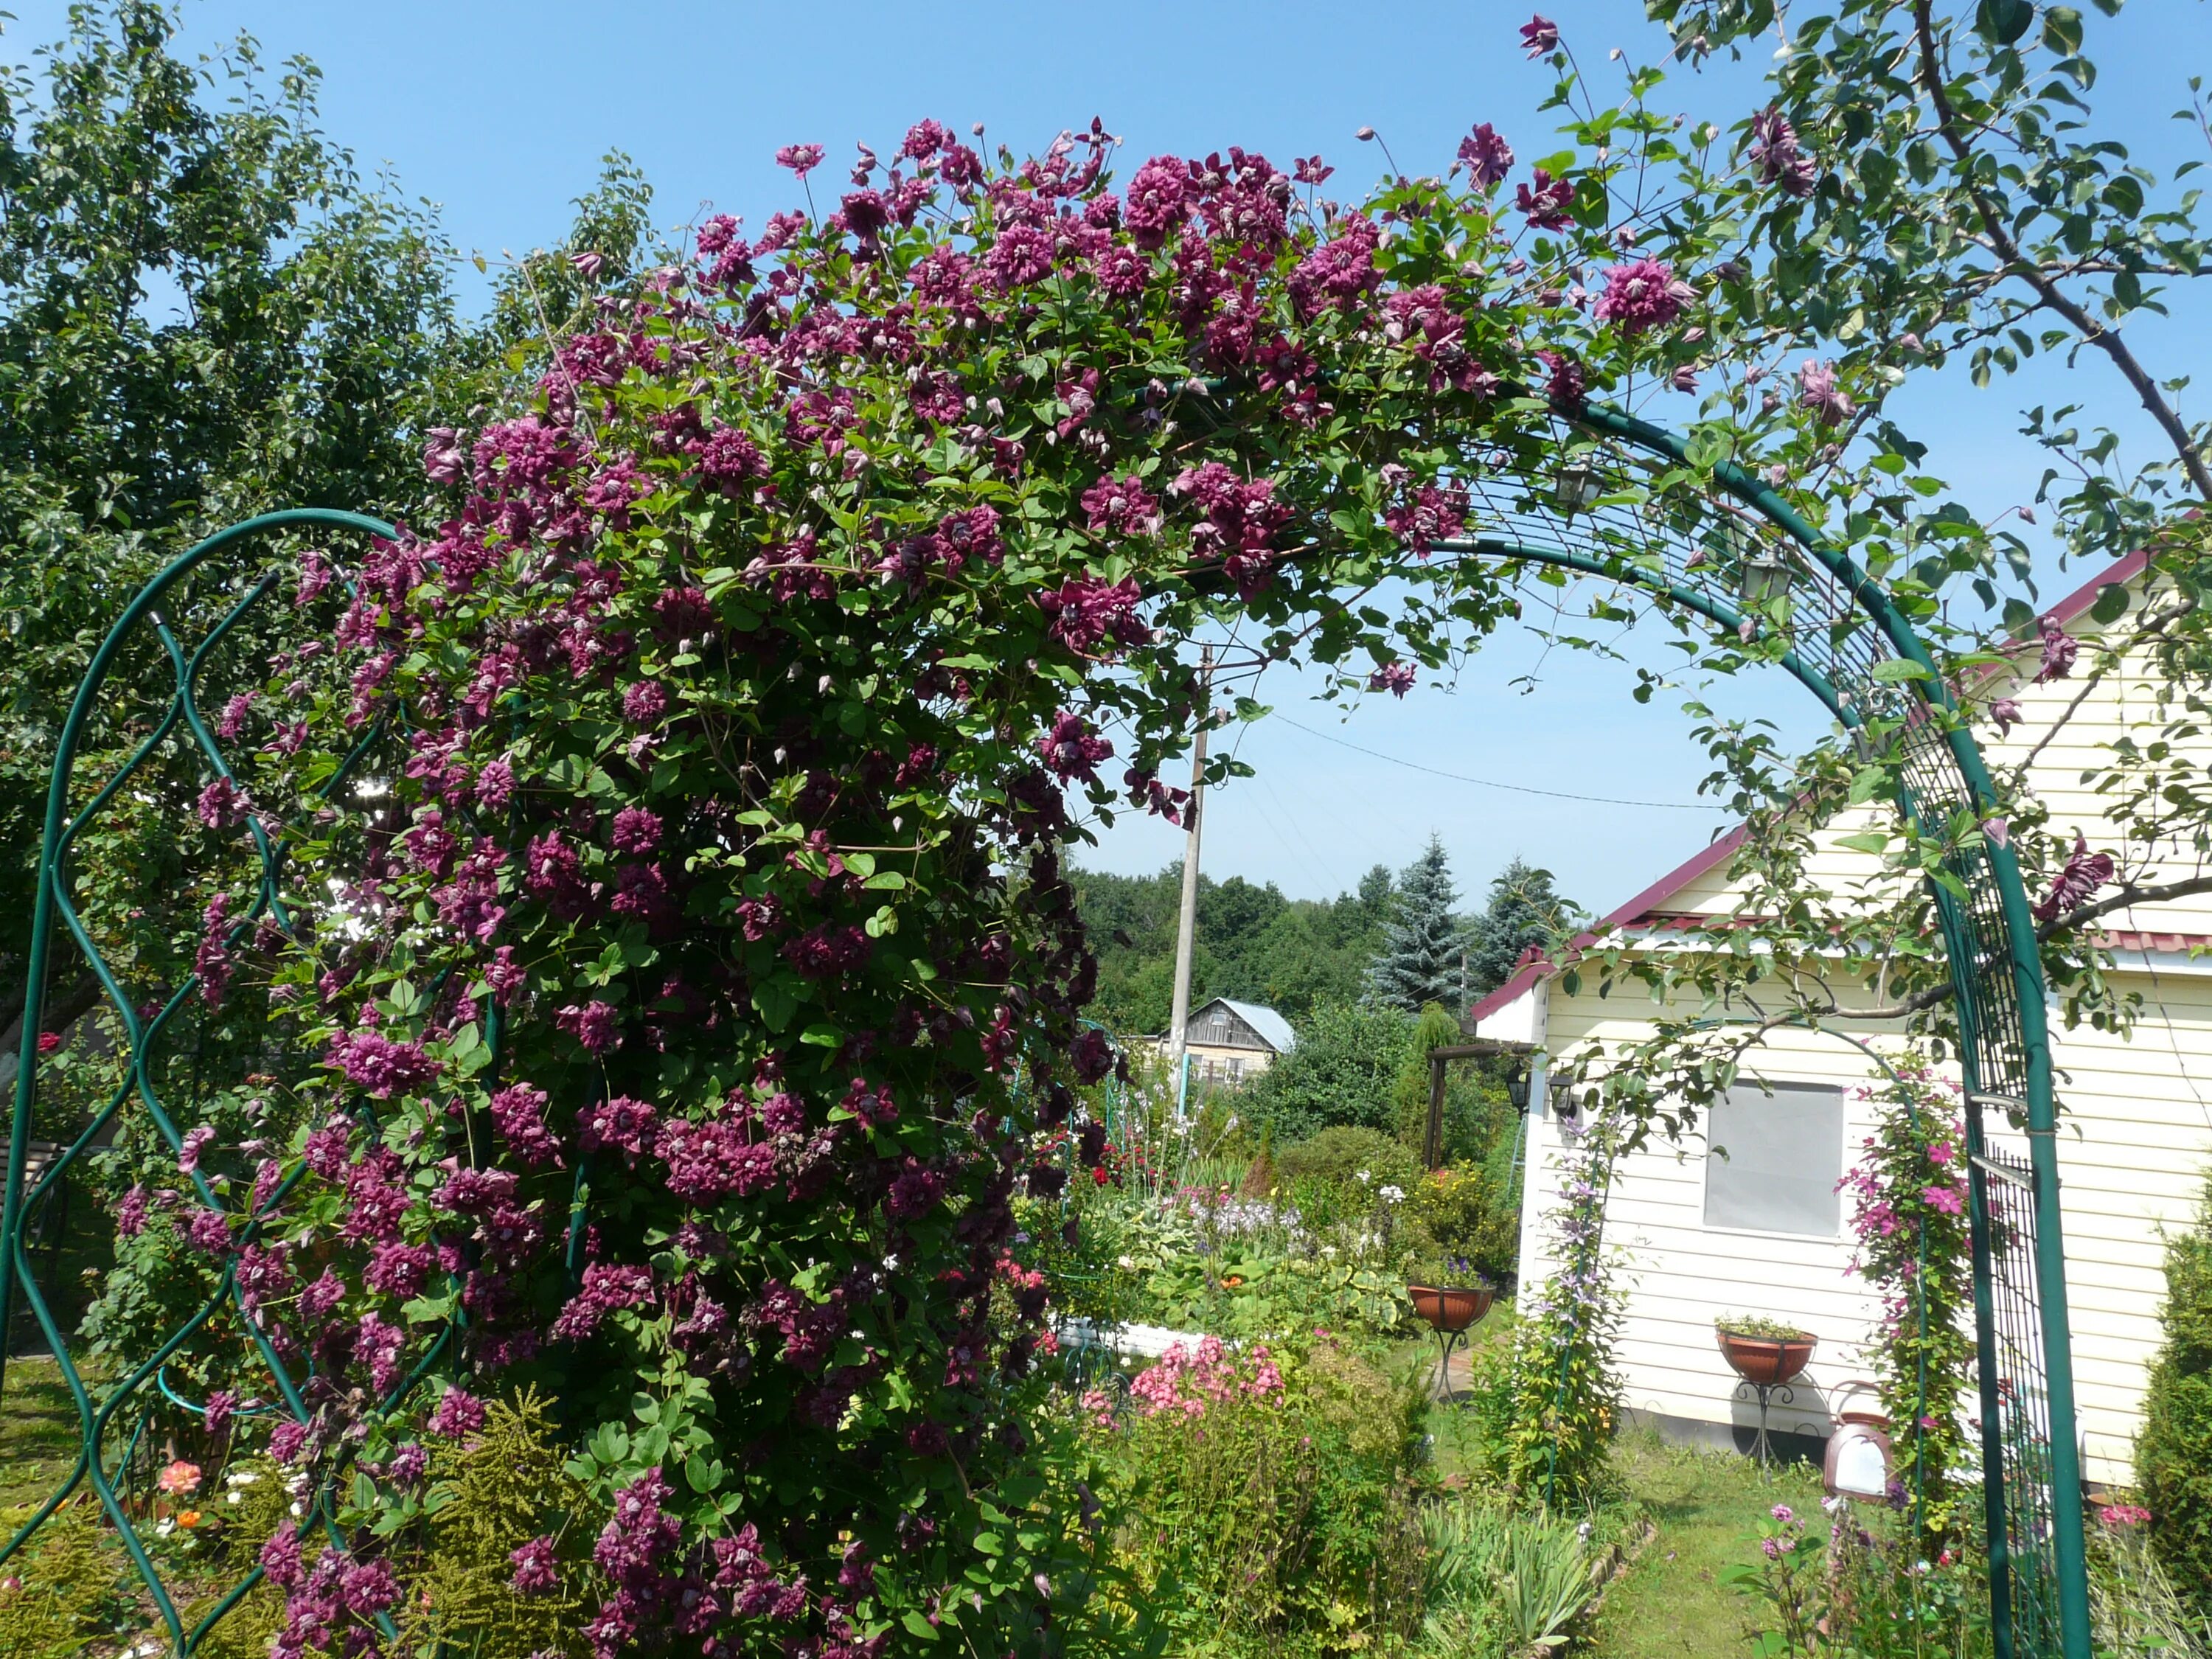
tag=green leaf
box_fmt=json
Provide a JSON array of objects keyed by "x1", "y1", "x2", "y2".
[
  {"x1": 2090, "y1": 582, "x2": 2129, "y2": 625},
  {"x1": 1837, "y1": 832, "x2": 1891, "y2": 855},
  {"x1": 1975, "y1": 0, "x2": 2034, "y2": 44},
  {"x1": 1871, "y1": 658, "x2": 1933, "y2": 682},
  {"x1": 751, "y1": 976, "x2": 799, "y2": 1032},
  {"x1": 902, "y1": 1612, "x2": 940, "y2": 1641}
]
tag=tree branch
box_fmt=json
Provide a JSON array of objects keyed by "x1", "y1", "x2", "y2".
[{"x1": 1911, "y1": 0, "x2": 2212, "y2": 501}]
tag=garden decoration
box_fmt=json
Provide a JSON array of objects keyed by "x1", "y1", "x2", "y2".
[
  {"x1": 1407, "y1": 1279, "x2": 1495, "y2": 1400},
  {"x1": 1716, "y1": 1318, "x2": 1818, "y2": 1474},
  {"x1": 0, "y1": 115, "x2": 2090, "y2": 1659}
]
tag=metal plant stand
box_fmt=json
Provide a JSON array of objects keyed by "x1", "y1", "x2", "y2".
[{"x1": 1734, "y1": 1379, "x2": 1798, "y2": 1474}]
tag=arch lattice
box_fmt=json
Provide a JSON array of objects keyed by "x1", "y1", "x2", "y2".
[{"x1": 0, "y1": 412, "x2": 2092, "y2": 1658}]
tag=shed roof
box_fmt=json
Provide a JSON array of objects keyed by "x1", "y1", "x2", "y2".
[{"x1": 1194, "y1": 997, "x2": 1298, "y2": 1054}]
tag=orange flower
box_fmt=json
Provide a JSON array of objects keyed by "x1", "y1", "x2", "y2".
[{"x1": 177, "y1": 1510, "x2": 202, "y2": 1528}]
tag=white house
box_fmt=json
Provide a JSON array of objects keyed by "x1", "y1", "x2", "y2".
[{"x1": 1471, "y1": 548, "x2": 2212, "y2": 1487}]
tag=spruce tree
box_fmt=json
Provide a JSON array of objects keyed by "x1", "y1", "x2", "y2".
[
  {"x1": 1363, "y1": 835, "x2": 1467, "y2": 1013},
  {"x1": 1464, "y1": 858, "x2": 1579, "y2": 996}
]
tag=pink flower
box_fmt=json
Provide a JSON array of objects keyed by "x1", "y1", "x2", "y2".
[
  {"x1": 1369, "y1": 663, "x2": 1416, "y2": 698},
  {"x1": 1920, "y1": 1183, "x2": 1965, "y2": 1216},
  {"x1": 156, "y1": 1459, "x2": 202, "y2": 1498},
  {"x1": 1989, "y1": 695, "x2": 2024, "y2": 734},
  {"x1": 1797, "y1": 359, "x2": 1853, "y2": 425},
  {"x1": 1593, "y1": 257, "x2": 1694, "y2": 337},
  {"x1": 776, "y1": 142, "x2": 825, "y2": 178},
  {"x1": 1521, "y1": 15, "x2": 1560, "y2": 56}
]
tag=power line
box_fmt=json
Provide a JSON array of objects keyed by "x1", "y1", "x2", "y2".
[{"x1": 1273, "y1": 714, "x2": 1725, "y2": 812}]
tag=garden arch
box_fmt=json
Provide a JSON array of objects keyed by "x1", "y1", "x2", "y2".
[{"x1": 1, "y1": 401, "x2": 2091, "y2": 1658}]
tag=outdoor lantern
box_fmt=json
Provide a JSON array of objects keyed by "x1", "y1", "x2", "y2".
[
  {"x1": 1553, "y1": 465, "x2": 1601, "y2": 513},
  {"x1": 1738, "y1": 546, "x2": 1799, "y2": 608},
  {"x1": 1506, "y1": 1064, "x2": 1532, "y2": 1114}
]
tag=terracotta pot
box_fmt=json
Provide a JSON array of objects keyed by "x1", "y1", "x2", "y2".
[
  {"x1": 1716, "y1": 1329, "x2": 1816, "y2": 1386},
  {"x1": 1409, "y1": 1283, "x2": 1495, "y2": 1333}
]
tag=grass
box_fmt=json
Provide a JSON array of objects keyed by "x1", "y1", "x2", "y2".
[
  {"x1": 1587, "y1": 1429, "x2": 1827, "y2": 1659},
  {"x1": 0, "y1": 1353, "x2": 88, "y2": 1512}
]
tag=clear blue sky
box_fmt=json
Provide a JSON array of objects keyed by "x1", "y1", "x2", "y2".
[{"x1": 13, "y1": 1, "x2": 2209, "y2": 915}]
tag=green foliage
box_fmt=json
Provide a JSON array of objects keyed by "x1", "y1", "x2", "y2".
[
  {"x1": 1416, "y1": 1496, "x2": 1599, "y2": 1658},
  {"x1": 1714, "y1": 1314, "x2": 1811, "y2": 1341},
  {"x1": 1073, "y1": 860, "x2": 1393, "y2": 1032},
  {"x1": 1462, "y1": 860, "x2": 1579, "y2": 1000},
  {"x1": 1243, "y1": 1004, "x2": 1415, "y2": 1144},
  {"x1": 394, "y1": 1392, "x2": 592, "y2": 1659},
  {"x1": 2088, "y1": 1511, "x2": 2212, "y2": 1659},
  {"x1": 0, "y1": 1501, "x2": 136, "y2": 1658},
  {"x1": 2141, "y1": 1167, "x2": 2212, "y2": 1622},
  {"x1": 1388, "y1": 1004, "x2": 1509, "y2": 1165},
  {"x1": 1724, "y1": 1503, "x2": 1990, "y2": 1659},
  {"x1": 1363, "y1": 835, "x2": 1467, "y2": 1016},
  {"x1": 1481, "y1": 1116, "x2": 1624, "y2": 1509},
  {"x1": 1099, "y1": 1338, "x2": 1427, "y2": 1655}
]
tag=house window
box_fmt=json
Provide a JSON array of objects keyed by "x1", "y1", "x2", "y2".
[
  {"x1": 1703, "y1": 1082, "x2": 1844, "y2": 1237},
  {"x1": 1227, "y1": 1058, "x2": 1243, "y2": 1083}
]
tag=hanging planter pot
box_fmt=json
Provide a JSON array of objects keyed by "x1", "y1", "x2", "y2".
[{"x1": 1716, "y1": 1323, "x2": 1817, "y2": 1387}]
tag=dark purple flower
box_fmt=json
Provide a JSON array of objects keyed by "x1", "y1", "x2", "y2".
[
  {"x1": 1456, "y1": 123, "x2": 1514, "y2": 188},
  {"x1": 426, "y1": 1386, "x2": 486, "y2": 1439},
  {"x1": 1593, "y1": 257, "x2": 1695, "y2": 336},
  {"x1": 776, "y1": 142, "x2": 825, "y2": 178},
  {"x1": 1369, "y1": 663, "x2": 1417, "y2": 698},
  {"x1": 557, "y1": 1000, "x2": 622, "y2": 1056},
  {"x1": 2035, "y1": 615, "x2": 2079, "y2": 683},
  {"x1": 2032, "y1": 831, "x2": 2115, "y2": 925},
  {"x1": 1521, "y1": 15, "x2": 1560, "y2": 56},
  {"x1": 622, "y1": 681, "x2": 669, "y2": 724},
  {"x1": 1515, "y1": 169, "x2": 1575, "y2": 231},
  {"x1": 511, "y1": 1535, "x2": 560, "y2": 1597}
]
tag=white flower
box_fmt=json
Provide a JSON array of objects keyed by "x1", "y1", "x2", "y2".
[
  {"x1": 1822, "y1": 1495, "x2": 1847, "y2": 1515},
  {"x1": 1116, "y1": 1255, "x2": 1135, "y2": 1270},
  {"x1": 1355, "y1": 1169, "x2": 1372, "y2": 1183},
  {"x1": 1378, "y1": 1184, "x2": 1405, "y2": 1203}
]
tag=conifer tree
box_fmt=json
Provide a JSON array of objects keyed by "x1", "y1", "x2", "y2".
[
  {"x1": 1464, "y1": 859, "x2": 1579, "y2": 996},
  {"x1": 1364, "y1": 835, "x2": 1467, "y2": 1013}
]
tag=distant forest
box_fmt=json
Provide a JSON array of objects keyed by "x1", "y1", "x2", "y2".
[{"x1": 1071, "y1": 864, "x2": 1397, "y2": 1034}]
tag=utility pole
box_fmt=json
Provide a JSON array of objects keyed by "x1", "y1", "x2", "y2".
[{"x1": 1167, "y1": 646, "x2": 1212, "y2": 1124}]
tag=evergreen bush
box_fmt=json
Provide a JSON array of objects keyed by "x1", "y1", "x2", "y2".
[{"x1": 2140, "y1": 1169, "x2": 2212, "y2": 1618}]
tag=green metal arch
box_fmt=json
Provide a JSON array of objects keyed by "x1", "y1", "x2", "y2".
[{"x1": 0, "y1": 429, "x2": 2091, "y2": 1659}]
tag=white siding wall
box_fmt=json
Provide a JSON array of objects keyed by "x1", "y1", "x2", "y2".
[{"x1": 1499, "y1": 571, "x2": 2212, "y2": 1487}]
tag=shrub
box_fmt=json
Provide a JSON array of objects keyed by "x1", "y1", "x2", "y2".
[
  {"x1": 1273, "y1": 1124, "x2": 1423, "y2": 1199},
  {"x1": 2141, "y1": 1167, "x2": 2212, "y2": 1619},
  {"x1": 1242, "y1": 1004, "x2": 1415, "y2": 1144},
  {"x1": 1100, "y1": 1336, "x2": 1426, "y2": 1654}
]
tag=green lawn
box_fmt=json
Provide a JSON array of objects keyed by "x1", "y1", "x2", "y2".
[
  {"x1": 0, "y1": 1353, "x2": 88, "y2": 1512},
  {"x1": 1587, "y1": 1430, "x2": 1827, "y2": 1659}
]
